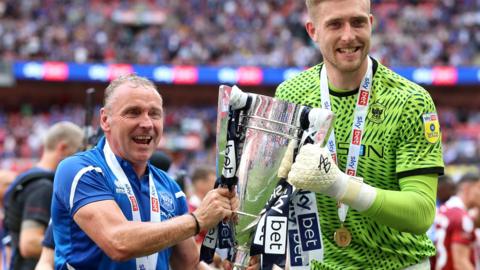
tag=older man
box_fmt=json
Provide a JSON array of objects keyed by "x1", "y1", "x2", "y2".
[{"x1": 52, "y1": 74, "x2": 237, "y2": 269}]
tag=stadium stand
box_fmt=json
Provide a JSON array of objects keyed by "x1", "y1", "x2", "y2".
[
  {"x1": 0, "y1": 0, "x2": 479, "y2": 67},
  {"x1": 0, "y1": 0, "x2": 478, "y2": 174}
]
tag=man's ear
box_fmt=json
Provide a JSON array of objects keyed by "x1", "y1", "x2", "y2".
[
  {"x1": 56, "y1": 140, "x2": 69, "y2": 156},
  {"x1": 305, "y1": 21, "x2": 317, "y2": 42},
  {"x1": 100, "y1": 108, "x2": 110, "y2": 132},
  {"x1": 369, "y1": 14, "x2": 374, "y2": 31},
  {"x1": 57, "y1": 141, "x2": 68, "y2": 151}
]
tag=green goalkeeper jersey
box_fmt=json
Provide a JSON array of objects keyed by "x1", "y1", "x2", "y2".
[{"x1": 275, "y1": 58, "x2": 444, "y2": 270}]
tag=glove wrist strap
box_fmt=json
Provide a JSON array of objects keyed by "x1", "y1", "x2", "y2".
[{"x1": 337, "y1": 176, "x2": 376, "y2": 212}]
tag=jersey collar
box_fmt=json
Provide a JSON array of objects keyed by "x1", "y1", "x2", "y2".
[{"x1": 323, "y1": 57, "x2": 379, "y2": 97}]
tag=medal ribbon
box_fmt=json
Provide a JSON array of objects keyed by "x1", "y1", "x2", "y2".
[
  {"x1": 319, "y1": 57, "x2": 373, "y2": 230},
  {"x1": 103, "y1": 142, "x2": 160, "y2": 270}
]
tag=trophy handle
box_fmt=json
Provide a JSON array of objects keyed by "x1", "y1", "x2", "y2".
[{"x1": 235, "y1": 211, "x2": 258, "y2": 219}]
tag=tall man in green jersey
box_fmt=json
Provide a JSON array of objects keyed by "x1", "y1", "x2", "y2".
[{"x1": 277, "y1": 0, "x2": 444, "y2": 269}]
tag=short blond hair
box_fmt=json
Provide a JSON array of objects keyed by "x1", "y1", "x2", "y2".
[
  {"x1": 103, "y1": 74, "x2": 158, "y2": 110},
  {"x1": 43, "y1": 121, "x2": 84, "y2": 151},
  {"x1": 305, "y1": 0, "x2": 321, "y2": 10},
  {"x1": 305, "y1": 0, "x2": 371, "y2": 18}
]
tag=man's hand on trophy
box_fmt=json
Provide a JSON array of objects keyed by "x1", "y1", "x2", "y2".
[
  {"x1": 223, "y1": 255, "x2": 260, "y2": 270},
  {"x1": 229, "y1": 189, "x2": 240, "y2": 224},
  {"x1": 287, "y1": 143, "x2": 377, "y2": 211},
  {"x1": 244, "y1": 255, "x2": 260, "y2": 270},
  {"x1": 193, "y1": 187, "x2": 236, "y2": 230}
]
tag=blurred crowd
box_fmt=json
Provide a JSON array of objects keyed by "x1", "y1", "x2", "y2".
[
  {"x1": 1, "y1": 104, "x2": 480, "y2": 174},
  {"x1": 0, "y1": 0, "x2": 479, "y2": 67},
  {"x1": 0, "y1": 104, "x2": 218, "y2": 174}
]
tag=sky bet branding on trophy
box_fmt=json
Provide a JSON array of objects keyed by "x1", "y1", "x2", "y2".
[{"x1": 200, "y1": 85, "x2": 334, "y2": 269}]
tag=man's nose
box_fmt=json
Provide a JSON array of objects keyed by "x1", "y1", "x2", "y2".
[
  {"x1": 139, "y1": 113, "x2": 153, "y2": 128},
  {"x1": 340, "y1": 24, "x2": 355, "y2": 42}
]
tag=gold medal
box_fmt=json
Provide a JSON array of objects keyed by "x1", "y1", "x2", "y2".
[{"x1": 334, "y1": 226, "x2": 352, "y2": 247}]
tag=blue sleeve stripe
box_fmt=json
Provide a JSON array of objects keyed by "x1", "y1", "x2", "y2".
[
  {"x1": 175, "y1": 191, "x2": 185, "y2": 198},
  {"x1": 69, "y1": 166, "x2": 103, "y2": 209}
]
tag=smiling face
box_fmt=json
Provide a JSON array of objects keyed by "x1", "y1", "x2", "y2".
[
  {"x1": 100, "y1": 81, "x2": 163, "y2": 169},
  {"x1": 306, "y1": 0, "x2": 372, "y2": 74}
]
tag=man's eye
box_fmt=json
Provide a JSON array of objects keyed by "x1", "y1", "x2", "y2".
[
  {"x1": 150, "y1": 111, "x2": 162, "y2": 119},
  {"x1": 125, "y1": 109, "x2": 141, "y2": 117},
  {"x1": 352, "y1": 20, "x2": 366, "y2": 27},
  {"x1": 328, "y1": 22, "x2": 341, "y2": 29}
]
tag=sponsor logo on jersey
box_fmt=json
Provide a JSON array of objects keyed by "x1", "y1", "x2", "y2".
[
  {"x1": 338, "y1": 142, "x2": 384, "y2": 159},
  {"x1": 368, "y1": 103, "x2": 385, "y2": 124},
  {"x1": 422, "y1": 113, "x2": 440, "y2": 144},
  {"x1": 160, "y1": 192, "x2": 175, "y2": 212}
]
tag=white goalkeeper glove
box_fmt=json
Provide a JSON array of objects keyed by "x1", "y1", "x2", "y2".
[
  {"x1": 286, "y1": 143, "x2": 377, "y2": 211},
  {"x1": 278, "y1": 140, "x2": 297, "y2": 179}
]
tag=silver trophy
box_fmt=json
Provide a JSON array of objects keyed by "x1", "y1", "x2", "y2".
[{"x1": 215, "y1": 85, "x2": 334, "y2": 269}]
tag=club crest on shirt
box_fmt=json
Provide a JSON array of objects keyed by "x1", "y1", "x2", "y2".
[
  {"x1": 368, "y1": 103, "x2": 385, "y2": 124},
  {"x1": 159, "y1": 192, "x2": 175, "y2": 212},
  {"x1": 422, "y1": 113, "x2": 440, "y2": 144}
]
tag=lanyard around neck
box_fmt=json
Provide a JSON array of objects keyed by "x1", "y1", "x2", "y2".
[
  {"x1": 319, "y1": 57, "x2": 373, "y2": 224},
  {"x1": 103, "y1": 142, "x2": 160, "y2": 270}
]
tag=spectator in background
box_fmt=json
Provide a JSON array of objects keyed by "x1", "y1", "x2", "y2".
[
  {"x1": 433, "y1": 173, "x2": 480, "y2": 270},
  {"x1": 187, "y1": 166, "x2": 228, "y2": 270},
  {"x1": 428, "y1": 174, "x2": 457, "y2": 242},
  {"x1": 1, "y1": 0, "x2": 478, "y2": 67},
  {"x1": 0, "y1": 170, "x2": 16, "y2": 205},
  {"x1": 437, "y1": 174, "x2": 457, "y2": 206},
  {"x1": 150, "y1": 150, "x2": 172, "y2": 172},
  {"x1": 34, "y1": 223, "x2": 53, "y2": 270},
  {"x1": 0, "y1": 169, "x2": 17, "y2": 270},
  {"x1": 3, "y1": 121, "x2": 83, "y2": 270},
  {"x1": 51, "y1": 74, "x2": 236, "y2": 269},
  {"x1": 188, "y1": 166, "x2": 217, "y2": 245}
]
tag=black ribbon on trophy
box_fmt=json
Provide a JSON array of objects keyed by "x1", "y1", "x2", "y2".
[
  {"x1": 201, "y1": 85, "x2": 334, "y2": 269},
  {"x1": 200, "y1": 87, "x2": 250, "y2": 263}
]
